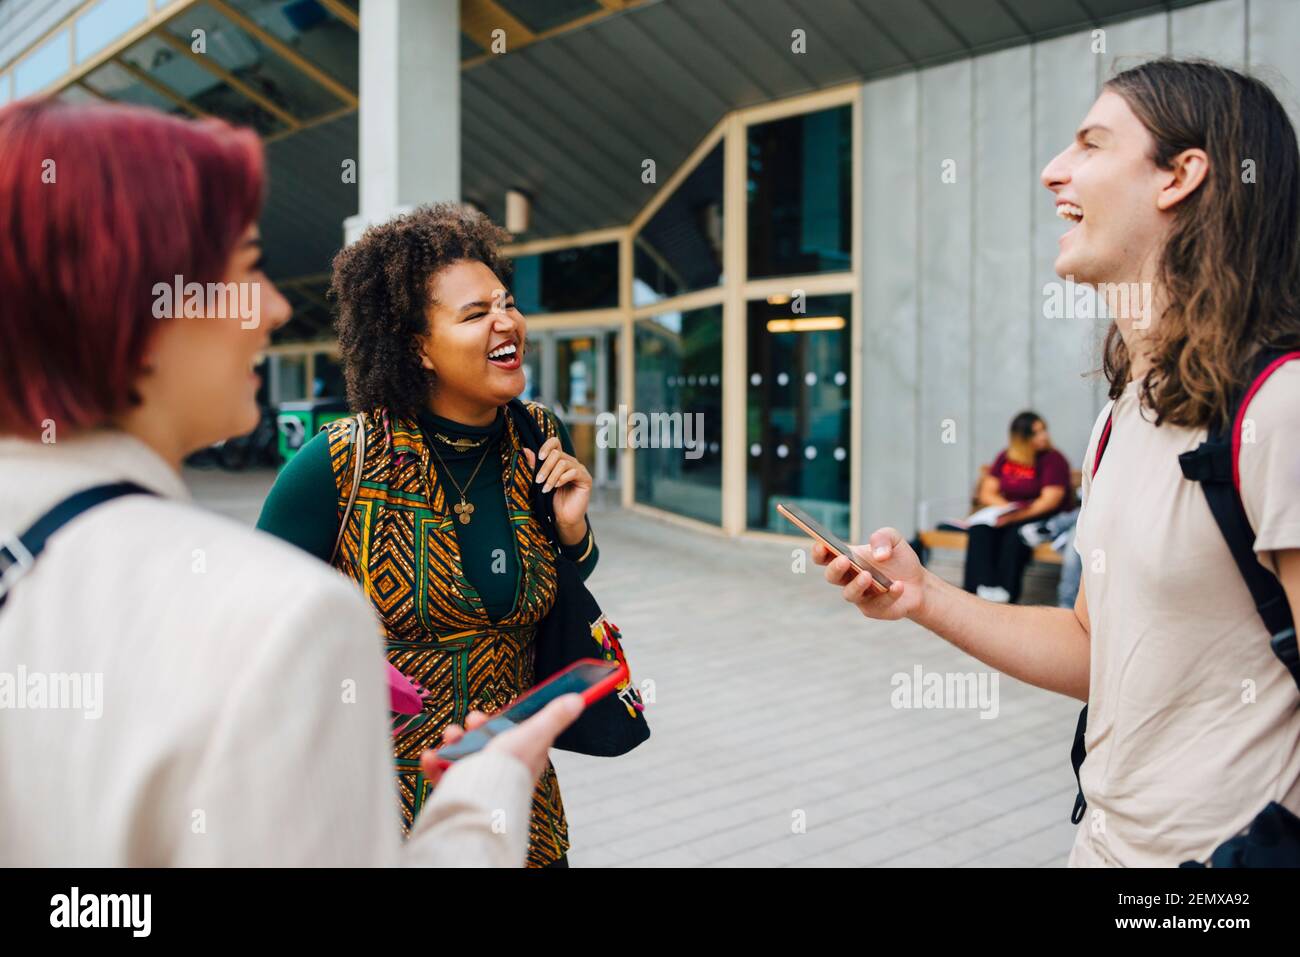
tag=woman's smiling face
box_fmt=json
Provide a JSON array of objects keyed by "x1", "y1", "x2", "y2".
[{"x1": 417, "y1": 259, "x2": 528, "y2": 416}]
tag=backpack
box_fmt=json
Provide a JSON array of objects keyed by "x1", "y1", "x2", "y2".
[
  {"x1": 0, "y1": 483, "x2": 156, "y2": 612},
  {"x1": 1068, "y1": 348, "x2": 1300, "y2": 865}
]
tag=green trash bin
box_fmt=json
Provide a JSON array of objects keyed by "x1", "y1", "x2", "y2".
[{"x1": 276, "y1": 398, "x2": 350, "y2": 464}]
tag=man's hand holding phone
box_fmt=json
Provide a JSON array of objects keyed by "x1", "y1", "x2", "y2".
[{"x1": 813, "y1": 527, "x2": 927, "y2": 621}]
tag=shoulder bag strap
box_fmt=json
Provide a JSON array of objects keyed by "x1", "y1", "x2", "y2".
[
  {"x1": 0, "y1": 482, "x2": 155, "y2": 611},
  {"x1": 505, "y1": 399, "x2": 561, "y2": 549},
  {"x1": 329, "y1": 413, "x2": 366, "y2": 567}
]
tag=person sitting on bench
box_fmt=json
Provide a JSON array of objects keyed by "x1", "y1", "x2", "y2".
[{"x1": 962, "y1": 411, "x2": 1073, "y2": 603}]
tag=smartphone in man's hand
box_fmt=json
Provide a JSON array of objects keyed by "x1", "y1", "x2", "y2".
[{"x1": 777, "y1": 502, "x2": 894, "y2": 591}]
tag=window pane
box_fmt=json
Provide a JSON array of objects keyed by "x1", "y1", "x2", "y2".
[
  {"x1": 747, "y1": 106, "x2": 852, "y2": 279},
  {"x1": 57, "y1": 84, "x2": 100, "y2": 106},
  {"x1": 519, "y1": 341, "x2": 543, "y2": 403},
  {"x1": 112, "y1": 35, "x2": 287, "y2": 135},
  {"x1": 167, "y1": 3, "x2": 349, "y2": 120},
  {"x1": 635, "y1": 306, "x2": 723, "y2": 525},
  {"x1": 555, "y1": 334, "x2": 601, "y2": 474},
  {"x1": 510, "y1": 242, "x2": 618, "y2": 315},
  {"x1": 556, "y1": 336, "x2": 598, "y2": 417},
  {"x1": 82, "y1": 60, "x2": 194, "y2": 119},
  {"x1": 747, "y1": 294, "x2": 852, "y2": 538},
  {"x1": 225, "y1": 0, "x2": 359, "y2": 91},
  {"x1": 634, "y1": 142, "x2": 723, "y2": 307},
  {"x1": 274, "y1": 354, "x2": 307, "y2": 404},
  {"x1": 313, "y1": 353, "x2": 345, "y2": 400},
  {"x1": 14, "y1": 30, "x2": 70, "y2": 98},
  {"x1": 76, "y1": 0, "x2": 148, "y2": 64},
  {"x1": 606, "y1": 331, "x2": 620, "y2": 485}
]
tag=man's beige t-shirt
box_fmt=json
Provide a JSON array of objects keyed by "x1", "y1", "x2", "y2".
[{"x1": 1070, "y1": 364, "x2": 1300, "y2": 867}]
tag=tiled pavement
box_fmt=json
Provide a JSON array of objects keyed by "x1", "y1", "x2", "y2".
[{"x1": 190, "y1": 466, "x2": 1082, "y2": 867}]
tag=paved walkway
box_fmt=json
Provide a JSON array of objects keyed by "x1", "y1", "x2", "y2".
[{"x1": 189, "y1": 466, "x2": 1081, "y2": 867}]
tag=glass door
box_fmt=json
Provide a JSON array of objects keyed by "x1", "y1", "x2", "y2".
[{"x1": 523, "y1": 327, "x2": 619, "y2": 487}]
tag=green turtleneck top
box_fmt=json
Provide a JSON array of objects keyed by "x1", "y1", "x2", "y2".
[{"x1": 255, "y1": 408, "x2": 598, "y2": 623}]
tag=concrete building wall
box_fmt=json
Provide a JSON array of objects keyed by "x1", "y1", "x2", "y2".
[{"x1": 859, "y1": 0, "x2": 1300, "y2": 533}]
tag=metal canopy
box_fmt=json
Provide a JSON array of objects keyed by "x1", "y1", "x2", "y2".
[
  {"x1": 461, "y1": 0, "x2": 1196, "y2": 240},
  {"x1": 3, "y1": 0, "x2": 1212, "y2": 338}
]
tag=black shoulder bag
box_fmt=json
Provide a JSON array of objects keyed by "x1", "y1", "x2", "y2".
[{"x1": 506, "y1": 399, "x2": 650, "y2": 757}]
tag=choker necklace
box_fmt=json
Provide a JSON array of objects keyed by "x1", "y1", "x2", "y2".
[{"x1": 432, "y1": 432, "x2": 487, "y2": 452}]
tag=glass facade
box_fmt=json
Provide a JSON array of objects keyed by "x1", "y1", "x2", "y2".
[
  {"x1": 747, "y1": 105, "x2": 852, "y2": 279},
  {"x1": 511, "y1": 242, "x2": 619, "y2": 315},
  {"x1": 106, "y1": 34, "x2": 289, "y2": 130},
  {"x1": 633, "y1": 143, "x2": 723, "y2": 307},
  {"x1": 83, "y1": 59, "x2": 194, "y2": 119},
  {"x1": 225, "y1": 0, "x2": 359, "y2": 90},
  {"x1": 634, "y1": 306, "x2": 723, "y2": 524},
  {"x1": 5, "y1": 0, "x2": 356, "y2": 125},
  {"x1": 746, "y1": 294, "x2": 852, "y2": 539},
  {"x1": 167, "y1": 3, "x2": 349, "y2": 123}
]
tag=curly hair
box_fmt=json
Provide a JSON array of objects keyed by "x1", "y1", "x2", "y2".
[{"x1": 330, "y1": 202, "x2": 512, "y2": 415}]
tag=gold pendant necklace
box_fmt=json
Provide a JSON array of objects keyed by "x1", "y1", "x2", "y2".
[{"x1": 429, "y1": 439, "x2": 493, "y2": 525}]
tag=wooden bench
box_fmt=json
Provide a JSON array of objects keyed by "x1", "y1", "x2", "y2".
[
  {"x1": 916, "y1": 467, "x2": 1082, "y2": 567},
  {"x1": 919, "y1": 528, "x2": 1063, "y2": 564}
]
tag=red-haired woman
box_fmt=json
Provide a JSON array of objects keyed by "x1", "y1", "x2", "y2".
[{"x1": 0, "y1": 97, "x2": 580, "y2": 865}]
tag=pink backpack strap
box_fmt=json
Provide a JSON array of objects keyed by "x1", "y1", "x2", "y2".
[
  {"x1": 1091, "y1": 409, "x2": 1114, "y2": 479},
  {"x1": 1232, "y1": 350, "x2": 1300, "y2": 492}
]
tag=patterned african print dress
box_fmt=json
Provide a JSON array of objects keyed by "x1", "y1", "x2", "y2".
[{"x1": 323, "y1": 402, "x2": 568, "y2": 867}]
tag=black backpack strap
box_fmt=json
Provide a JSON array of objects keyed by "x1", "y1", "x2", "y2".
[
  {"x1": 0, "y1": 482, "x2": 155, "y2": 611},
  {"x1": 1069, "y1": 703, "x2": 1088, "y2": 824},
  {"x1": 1178, "y1": 348, "x2": 1299, "y2": 689}
]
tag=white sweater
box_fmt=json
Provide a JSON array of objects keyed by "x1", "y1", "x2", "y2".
[{"x1": 0, "y1": 430, "x2": 533, "y2": 866}]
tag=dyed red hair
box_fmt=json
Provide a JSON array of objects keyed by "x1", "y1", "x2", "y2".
[{"x1": 0, "y1": 98, "x2": 264, "y2": 434}]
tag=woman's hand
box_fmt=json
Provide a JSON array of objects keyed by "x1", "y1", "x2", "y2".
[
  {"x1": 420, "y1": 694, "x2": 585, "y2": 783},
  {"x1": 523, "y1": 437, "x2": 591, "y2": 544},
  {"x1": 811, "y1": 527, "x2": 928, "y2": 621},
  {"x1": 994, "y1": 508, "x2": 1022, "y2": 528}
]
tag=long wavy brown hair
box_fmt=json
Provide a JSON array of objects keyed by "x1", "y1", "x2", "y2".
[{"x1": 1102, "y1": 58, "x2": 1300, "y2": 428}]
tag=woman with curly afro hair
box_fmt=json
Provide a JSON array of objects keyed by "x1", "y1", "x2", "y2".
[{"x1": 257, "y1": 202, "x2": 600, "y2": 867}]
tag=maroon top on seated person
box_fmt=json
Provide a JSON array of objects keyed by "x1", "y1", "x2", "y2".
[{"x1": 963, "y1": 411, "x2": 1073, "y2": 603}]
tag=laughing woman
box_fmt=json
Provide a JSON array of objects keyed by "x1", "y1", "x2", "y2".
[{"x1": 256, "y1": 204, "x2": 598, "y2": 868}]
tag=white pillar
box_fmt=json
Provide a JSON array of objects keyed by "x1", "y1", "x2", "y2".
[{"x1": 344, "y1": 0, "x2": 460, "y2": 244}]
